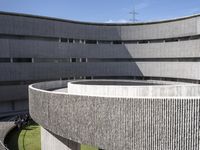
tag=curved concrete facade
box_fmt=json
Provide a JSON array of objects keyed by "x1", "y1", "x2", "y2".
[
  {"x1": 29, "y1": 80, "x2": 200, "y2": 150},
  {"x1": 0, "y1": 11, "x2": 200, "y2": 122}
]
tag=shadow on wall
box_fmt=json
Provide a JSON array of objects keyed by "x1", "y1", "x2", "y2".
[
  {"x1": 0, "y1": 16, "x2": 143, "y2": 118},
  {"x1": 80, "y1": 26, "x2": 143, "y2": 79}
]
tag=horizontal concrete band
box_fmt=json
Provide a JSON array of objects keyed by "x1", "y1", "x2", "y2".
[
  {"x1": 2, "y1": 39, "x2": 200, "y2": 59},
  {"x1": 67, "y1": 80, "x2": 200, "y2": 98},
  {"x1": 2, "y1": 62, "x2": 200, "y2": 81},
  {"x1": 3, "y1": 57, "x2": 200, "y2": 63},
  {"x1": 1, "y1": 33, "x2": 200, "y2": 45},
  {"x1": 1, "y1": 12, "x2": 200, "y2": 40},
  {"x1": 29, "y1": 80, "x2": 200, "y2": 150}
]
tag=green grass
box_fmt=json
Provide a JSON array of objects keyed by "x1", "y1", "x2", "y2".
[
  {"x1": 81, "y1": 144, "x2": 98, "y2": 150},
  {"x1": 5, "y1": 121, "x2": 97, "y2": 150},
  {"x1": 5, "y1": 121, "x2": 41, "y2": 150}
]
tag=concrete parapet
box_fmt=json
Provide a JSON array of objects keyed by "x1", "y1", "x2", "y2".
[{"x1": 29, "y1": 80, "x2": 200, "y2": 150}]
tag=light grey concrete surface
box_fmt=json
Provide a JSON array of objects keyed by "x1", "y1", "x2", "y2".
[
  {"x1": 1, "y1": 11, "x2": 200, "y2": 116},
  {"x1": 2, "y1": 39, "x2": 200, "y2": 59},
  {"x1": 41, "y1": 127, "x2": 80, "y2": 150},
  {"x1": 0, "y1": 121, "x2": 15, "y2": 150},
  {"x1": 0, "y1": 12, "x2": 199, "y2": 40},
  {"x1": 67, "y1": 80, "x2": 200, "y2": 98},
  {"x1": 2, "y1": 62, "x2": 200, "y2": 81},
  {"x1": 29, "y1": 80, "x2": 200, "y2": 150}
]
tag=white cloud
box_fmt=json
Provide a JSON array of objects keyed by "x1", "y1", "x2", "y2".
[{"x1": 105, "y1": 19, "x2": 131, "y2": 23}]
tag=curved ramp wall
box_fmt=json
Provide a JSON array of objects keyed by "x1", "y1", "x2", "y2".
[
  {"x1": 0, "y1": 11, "x2": 200, "y2": 115},
  {"x1": 29, "y1": 80, "x2": 200, "y2": 150},
  {"x1": 67, "y1": 80, "x2": 200, "y2": 97}
]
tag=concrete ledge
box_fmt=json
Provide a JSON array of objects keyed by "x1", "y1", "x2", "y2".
[{"x1": 67, "y1": 80, "x2": 200, "y2": 98}]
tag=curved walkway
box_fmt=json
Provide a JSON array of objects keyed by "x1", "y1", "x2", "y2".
[{"x1": 0, "y1": 120, "x2": 15, "y2": 150}]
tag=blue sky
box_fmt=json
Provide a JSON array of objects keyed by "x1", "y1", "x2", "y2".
[{"x1": 0, "y1": 0, "x2": 200, "y2": 23}]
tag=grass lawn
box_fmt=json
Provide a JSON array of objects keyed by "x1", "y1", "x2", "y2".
[
  {"x1": 81, "y1": 144, "x2": 98, "y2": 150},
  {"x1": 5, "y1": 121, "x2": 98, "y2": 150},
  {"x1": 5, "y1": 121, "x2": 41, "y2": 150}
]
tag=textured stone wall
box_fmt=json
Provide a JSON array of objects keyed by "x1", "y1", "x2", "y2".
[{"x1": 29, "y1": 81, "x2": 200, "y2": 150}]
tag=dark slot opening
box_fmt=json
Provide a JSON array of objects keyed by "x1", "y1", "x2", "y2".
[
  {"x1": 123, "y1": 40, "x2": 138, "y2": 44},
  {"x1": 85, "y1": 40, "x2": 97, "y2": 44},
  {"x1": 98, "y1": 40, "x2": 112, "y2": 44},
  {"x1": 0, "y1": 58, "x2": 10, "y2": 62},
  {"x1": 81, "y1": 58, "x2": 87, "y2": 62},
  {"x1": 61, "y1": 38, "x2": 68, "y2": 42},
  {"x1": 71, "y1": 58, "x2": 76, "y2": 62},
  {"x1": 69, "y1": 39, "x2": 74, "y2": 43},
  {"x1": 165, "y1": 38, "x2": 179, "y2": 42},
  {"x1": 12, "y1": 58, "x2": 32, "y2": 63},
  {"x1": 113, "y1": 41, "x2": 122, "y2": 44},
  {"x1": 138, "y1": 40, "x2": 149, "y2": 44}
]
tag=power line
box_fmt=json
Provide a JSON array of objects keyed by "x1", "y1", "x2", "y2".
[{"x1": 129, "y1": 8, "x2": 138, "y2": 22}]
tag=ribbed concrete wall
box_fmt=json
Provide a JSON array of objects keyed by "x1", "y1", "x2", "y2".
[{"x1": 29, "y1": 81, "x2": 200, "y2": 150}]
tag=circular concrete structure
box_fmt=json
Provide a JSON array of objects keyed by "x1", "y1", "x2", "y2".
[
  {"x1": 67, "y1": 80, "x2": 200, "y2": 97},
  {"x1": 29, "y1": 80, "x2": 200, "y2": 150}
]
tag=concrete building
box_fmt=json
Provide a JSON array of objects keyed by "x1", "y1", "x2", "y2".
[{"x1": 0, "y1": 11, "x2": 200, "y2": 149}]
